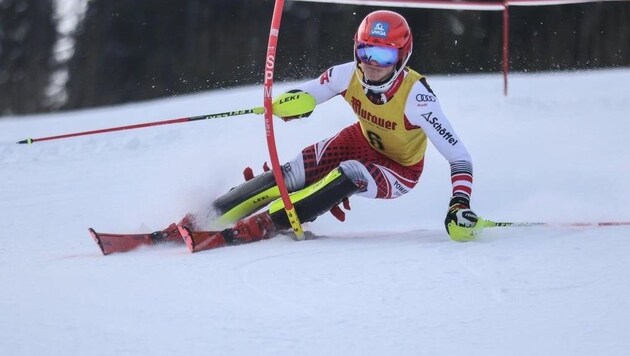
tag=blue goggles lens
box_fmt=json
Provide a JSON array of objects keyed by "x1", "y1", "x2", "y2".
[{"x1": 356, "y1": 44, "x2": 399, "y2": 67}]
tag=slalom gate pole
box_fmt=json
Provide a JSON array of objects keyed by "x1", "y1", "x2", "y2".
[
  {"x1": 262, "y1": 0, "x2": 305, "y2": 240},
  {"x1": 16, "y1": 107, "x2": 265, "y2": 144},
  {"x1": 478, "y1": 218, "x2": 630, "y2": 229}
]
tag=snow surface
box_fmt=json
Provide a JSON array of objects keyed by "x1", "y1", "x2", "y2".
[{"x1": 1, "y1": 70, "x2": 630, "y2": 356}]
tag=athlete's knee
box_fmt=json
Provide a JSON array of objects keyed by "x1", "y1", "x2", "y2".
[
  {"x1": 338, "y1": 160, "x2": 370, "y2": 190},
  {"x1": 282, "y1": 154, "x2": 306, "y2": 191}
]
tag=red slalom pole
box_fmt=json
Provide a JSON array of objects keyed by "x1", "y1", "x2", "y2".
[
  {"x1": 17, "y1": 107, "x2": 264, "y2": 144},
  {"x1": 263, "y1": 0, "x2": 305, "y2": 240},
  {"x1": 502, "y1": 0, "x2": 510, "y2": 96}
]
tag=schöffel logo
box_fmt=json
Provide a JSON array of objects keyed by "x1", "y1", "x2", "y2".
[
  {"x1": 421, "y1": 112, "x2": 459, "y2": 146},
  {"x1": 370, "y1": 22, "x2": 389, "y2": 38},
  {"x1": 416, "y1": 94, "x2": 436, "y2": 102}
]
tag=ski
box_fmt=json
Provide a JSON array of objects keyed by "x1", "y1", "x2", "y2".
[
  {"x1": 177, "y1": 225, "x2": 225, "y2": 253},
  {"x1": 177, "y1": 225, "x2": 320, "y2": 253},
  {"x1": 89, "y1": 223, "x2": 184, "y2": 255}
]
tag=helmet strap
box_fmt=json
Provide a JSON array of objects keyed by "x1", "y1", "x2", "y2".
[
  {"x1": 364, "y1": 69, "x2": 406, "y2": 104},
  {"x1": 363, "y1": 71, "x2": 395, "y2": 89},
  {"x1": 364, "y1": 88, "x2": 388, "y2": 105}
]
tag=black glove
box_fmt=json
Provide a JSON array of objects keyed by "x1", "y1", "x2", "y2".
[{"x1": 444, "y1": 195, "x2": 478, "y2": 234}]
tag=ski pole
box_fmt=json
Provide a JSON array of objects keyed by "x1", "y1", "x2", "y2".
[
  {"x1": 449, "y1": 218, "x2": 630, "y2": 242},
  {"x1": 479, "y1": 219, "x2": 630, "y2": 228},
  {"x1": 16, "y1": 107, "x2": 265, "y2": 144}
]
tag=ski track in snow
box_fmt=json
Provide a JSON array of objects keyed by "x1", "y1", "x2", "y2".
[{"x1": 1, "y1": 71, "x2": 630, "y2": 355}]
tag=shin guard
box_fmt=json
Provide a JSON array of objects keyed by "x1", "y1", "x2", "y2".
[
  {"x1": 267, "y1": 167, "x2": 360, "y2": 230},
  {"x1": 212, "y1": 171, "x2": 280, "y2": 228}
]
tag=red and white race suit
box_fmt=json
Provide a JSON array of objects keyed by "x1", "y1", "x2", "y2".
[{"x1": 283, "y1": 62, "x2": 473, "y2": 200}]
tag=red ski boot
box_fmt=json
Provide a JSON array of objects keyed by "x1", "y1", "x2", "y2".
[
  {"x1": 178, "y1": 213, "x2": 199, "y2": 231},
  {"x1": 179, "y1": 212, "x2": 277, "y2": 253},
  {"x1": 148, "y1": 223, "x2": 185, "y2": 244}
]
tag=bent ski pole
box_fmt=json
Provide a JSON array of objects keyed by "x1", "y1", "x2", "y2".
[
  {"x1": 262, "y1": 0, "x2": 305, "y2": 241},
  {"x1": 17, "y1": 107, "x2": 264, "y2": 144}
]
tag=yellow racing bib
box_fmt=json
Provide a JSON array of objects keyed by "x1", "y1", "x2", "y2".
[{"x1": 343, "y1": 68, "x2": 427, "y2": 166}]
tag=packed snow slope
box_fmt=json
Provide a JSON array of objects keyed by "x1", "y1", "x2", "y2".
[{"x1": 1, "y1": 70, "x2": 629, "y2": 356}]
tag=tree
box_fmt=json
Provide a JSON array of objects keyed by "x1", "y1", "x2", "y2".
[{"x1": 0, "y1": 0, "x2": 55, "y2": 115}]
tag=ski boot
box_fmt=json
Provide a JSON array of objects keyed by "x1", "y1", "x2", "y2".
[{"x1": 179, "y1": 212, "x2": 277, "y2": 253}]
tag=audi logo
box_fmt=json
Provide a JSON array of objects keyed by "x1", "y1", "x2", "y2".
[{"x1": 416, "y1": 94, "x2": 436, "y2": 102}]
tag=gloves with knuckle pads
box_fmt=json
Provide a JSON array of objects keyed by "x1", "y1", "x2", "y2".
[
  {"x1": 272, "y1": 89, "x2": 315, "y2": 121},
  {"x1": 445, "y1": 195, "x2": 478, "y2": 229}
]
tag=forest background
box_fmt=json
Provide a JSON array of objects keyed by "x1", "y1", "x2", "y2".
[{"x1": 1, "y1": 0, "x2": 628, "y2": 115}]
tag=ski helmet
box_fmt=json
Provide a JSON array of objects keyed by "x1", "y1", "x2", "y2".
[{"x1": 354, "y1": 10, "x2": 413, "y2": 92}]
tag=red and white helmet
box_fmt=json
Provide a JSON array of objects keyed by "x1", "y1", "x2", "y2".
[{"x1": 354, "y1": 10, "x2": 413, "y2": 92}]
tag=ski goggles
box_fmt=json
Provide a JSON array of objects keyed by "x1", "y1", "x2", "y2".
[{"x1": 356, "y1": 43, "x2": 399, "y2": 67}]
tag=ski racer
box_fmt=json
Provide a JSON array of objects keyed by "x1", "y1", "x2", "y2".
[{"x1": 178, "y1": 10, "x2": 479, "y2": 251}]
